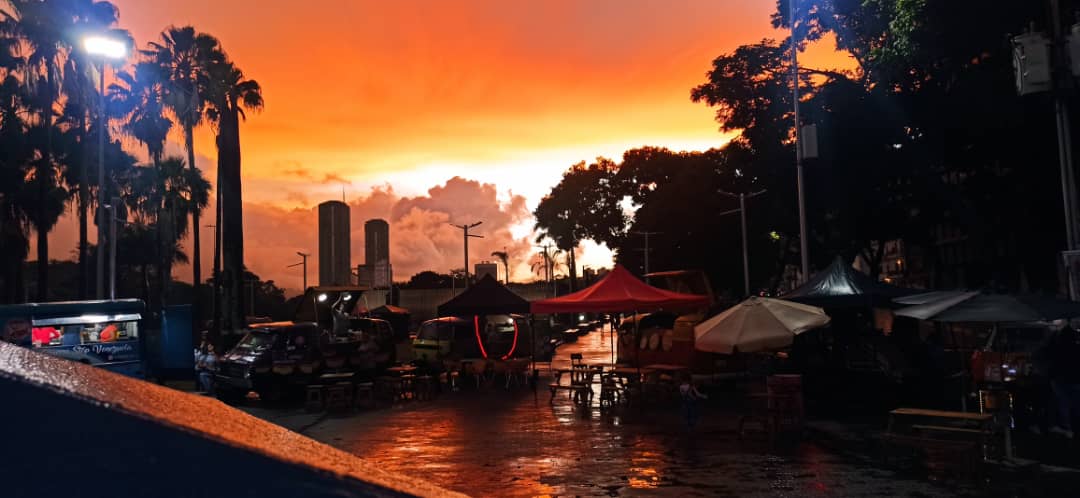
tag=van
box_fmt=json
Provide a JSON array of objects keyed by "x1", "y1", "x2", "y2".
[{"x1": 412, "y1": 314, "x2": 531, "y2": 365}]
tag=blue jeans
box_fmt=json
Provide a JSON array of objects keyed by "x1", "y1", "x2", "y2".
[
  {"x1": 682, "y1": 399, "x2": 699, "y2": 428},
  {"x1": 198, "y1": 370, "x2": 214, "y2": 393}
]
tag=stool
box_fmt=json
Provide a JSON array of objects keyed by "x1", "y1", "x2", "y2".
[
  {"x1": 415, "y1": 375, "x2": 435, "y2": 401},
  {"x1": 305, "y1": 385, "x2": 325, "y2": 412},
  {"x1": 440, "y1": 370, "x2": 461, "y2": 392},
  {"x1": 354, "y1": 382, "x2": 375, "y2": 409},
  {"x1": 399, "y1": 374, "x2": 417, "y2": 401},
  {"x1": 326, "y1": 383, "x2": 352, "y2": 412}
]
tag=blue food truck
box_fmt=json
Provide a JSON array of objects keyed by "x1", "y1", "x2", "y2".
[{"x1": 0, "y1": 299, "x2": 146, "y2": 378}]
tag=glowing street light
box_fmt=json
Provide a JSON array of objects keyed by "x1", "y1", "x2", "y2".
[
  {"x1": 83, "y1": 36, "x2": 128, "y2": 59},
  {"x1": 84, "y1": 35, "x2": 128, "y2": 300}
]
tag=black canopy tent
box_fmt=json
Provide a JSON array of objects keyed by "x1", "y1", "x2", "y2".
[
  {"x1": 437, "y1": 275, "x2": 530, "y2": 316},
  {"x1": 783, "y1": 256, "x2": 915, "y2": 308}
]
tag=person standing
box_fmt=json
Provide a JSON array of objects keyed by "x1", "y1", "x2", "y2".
[
  {"x1": 679, "y1": 373, "x2": 707, "y2": 430},
  {"x1": 1049, "y1": 327, "x2": 1080, "y2": 438},
  {"x1": 195, "y1": 343, "x2": 219, "y2": 395}
]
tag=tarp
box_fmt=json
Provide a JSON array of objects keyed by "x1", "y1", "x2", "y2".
[
  {"x1": 694, "y1": 297, "x2": 830, "y2": 354},
  {"x1": 437, "y1": 274, "x2": 530, "y2": 316},
  {"x1": 531, "y1": 265, "x2": 709, "y2": 313},
  {"x1": 894, "y1": 291, "x2": 1080, "y2": 323},
  {"x1": 783, "y1": 256, "x2": 915, "y2": 308}
]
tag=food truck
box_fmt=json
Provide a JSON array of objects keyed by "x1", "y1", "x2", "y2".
[{"x1": 0, "y1": 299, "x2": 146, "y2": 378}]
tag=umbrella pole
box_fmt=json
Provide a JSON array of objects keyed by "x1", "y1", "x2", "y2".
[{"x1": 610, "y1": 314, "x2": 615, "y2": 365}]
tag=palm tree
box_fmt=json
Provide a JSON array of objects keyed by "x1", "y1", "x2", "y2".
[
  {"x1": 491, "y1": 249, "x2": 510, "y2": 284},
  {"x1": 143, "y1": 26, "x2": 220, "y2": 319},
  {"x1": 123, "y1": 157, "x2": 208, "y2": 310},
  {"x1": 110, "y1": 61, "x2": 174, "y2": 306},
  {"x1": 1, "y1": 0, "x2": 126, "y2": 300},
  {"x1": 0, "y1": 66, "x2": 32, "y2": 303},
  {"x1": 64, "y1": 1, "x2": 127, "y2": 300},
  {"x1": 205, "y1": 57, "x2": 262, "y2": 331}
]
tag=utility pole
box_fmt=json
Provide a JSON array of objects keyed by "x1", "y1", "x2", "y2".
[
  {"x1": 1012, "y1": 0, "x2": 1080, "y2": 299},
  {"x1": 451, "y1": 221, "x2": 483, "y2": 288},
  {"x1": 288, "y1": 252, "x2": 310, "y2": 293},
  {"x1": 633, "y1": 231, "x2": 661, "y2": 282},
  {"x1": 108, "y1": 197, "x2": 118, "y2": 300},
  {"x1": 791, "y1": 0, "x2": 810, "y2": 284},
  {"x1": 719, "y1": 190, "x2": 767, "y2": 296}
]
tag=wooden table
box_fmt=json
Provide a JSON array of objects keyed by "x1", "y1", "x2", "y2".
[
  {"x1": 386, "y1": 365, "x2": 417, "y2": 375},
  {"x1": 886, "y1": 407, "x2": 1008, "y2": 460}
]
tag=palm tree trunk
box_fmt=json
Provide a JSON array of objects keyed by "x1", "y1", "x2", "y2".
[
  {"x1": 211, "y1": 180, "x2": 221, "y2": 334},
  {"x1": 36, "y1": 66, "x2": 53, "y2": 302},
  {"x1": 185, "y1": 124, "x2": 201, "y2": 330},
  {"x1": 220, "y1": 108, "x2": 245, "y2": 331}
]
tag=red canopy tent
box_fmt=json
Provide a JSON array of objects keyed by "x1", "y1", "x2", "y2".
[
  {"x1": 531, "y1": 265, "x2": 709, "y2": 314},
  {"x1": 531, "y1": 265, "x2": 709, "y2": 365}
]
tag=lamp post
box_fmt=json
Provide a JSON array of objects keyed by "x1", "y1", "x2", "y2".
[
  {"x1": 451, "y1": 221, "x2": 483, "y2": 288},
  {"x1": 719, "y1": 190, "x2": 767, "y2": 296},
  {"x1": 84, "y1": 35, "x2": 127, "y2": 300},
  {"x1": 790, "y1": 0, "x2": 810, "y2": 284},
  {"x1": 288, "y1": 252, "x2": 310, "y2": 292}
]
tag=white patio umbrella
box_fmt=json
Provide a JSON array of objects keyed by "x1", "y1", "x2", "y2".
[{"x1": 694, "y1": 297, "x2": 831, "y2": 354}]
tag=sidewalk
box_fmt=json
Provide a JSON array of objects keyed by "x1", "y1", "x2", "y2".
[{"x1": 805, "y1": 417, "x2": 1080, "y2": 496}]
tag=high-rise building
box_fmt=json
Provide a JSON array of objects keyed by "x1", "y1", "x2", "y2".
[
  {"x1": 361, "y1": 219, "x2": 391, "y2": 288},
  {"x1": 318, "y1": 200, "x2": 350, "y2": 286},
  {"x1": 475, "y1": 261, "x2": 498, "y2": 282}
]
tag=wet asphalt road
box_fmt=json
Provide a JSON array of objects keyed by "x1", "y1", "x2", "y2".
[{"x1": 243, "y1": 329, "x2": 969, "y2": 497}]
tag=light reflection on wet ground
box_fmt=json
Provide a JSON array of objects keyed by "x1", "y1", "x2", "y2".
[{"x1": 247, "y1": 328, "x2": 964, "y2": 497}]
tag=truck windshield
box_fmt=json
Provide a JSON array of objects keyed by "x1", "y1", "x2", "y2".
[{"x1": 234, "y1": 331, "x2": 277, "y2": 352}]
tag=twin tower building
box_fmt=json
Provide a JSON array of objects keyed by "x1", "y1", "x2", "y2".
[{"x1": 317, "y1": 200, "x2": 391, "y2": 289}]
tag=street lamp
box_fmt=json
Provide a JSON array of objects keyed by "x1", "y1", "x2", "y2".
[
  {"x1": 84, "y1": 35, "x2": 127, "y2": 300},
  {"x1": 450, "y1": 221, "x2": 483, "y2": 288},
  {"x1": 287, "y1": 252, "x2": 310, "y2": 292},
  {"x1": 719, "y1": 190, "x2": 766, "y2": 297}
]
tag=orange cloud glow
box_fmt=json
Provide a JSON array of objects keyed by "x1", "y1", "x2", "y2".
[{"x1": 39, "y1": 1, "x2": 854, "y2": 294}]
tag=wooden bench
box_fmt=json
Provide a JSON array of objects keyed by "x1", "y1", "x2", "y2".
[{"x1": 885, "y1": 407, "x2": 995, "y2": 466}]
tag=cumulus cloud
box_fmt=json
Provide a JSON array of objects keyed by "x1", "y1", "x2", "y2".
[
  {"x1": 37, "y1": 169, "x2": 540, "y2": 296},
  {"x1": 241, "y1": 176, "x2": 533, "y2": 294}
]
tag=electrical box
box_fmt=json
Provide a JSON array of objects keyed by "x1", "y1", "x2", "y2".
[
  {"x1": 1012, "y1": 31, "x2": 1052, "y2": 95},
  {"x1": 800, "y1": 123, "x2": 818, "y2": 159}
]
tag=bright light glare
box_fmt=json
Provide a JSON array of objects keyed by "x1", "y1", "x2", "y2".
[
  {"x1": 83, "y1": 36, "x2": 127, "y2": 59},
  {"x1": 343, "y1": 293, "x2": 352, "y2": 301},
  {"x1": 317, "y1": 293, "x2": 328, "y2": 302}
]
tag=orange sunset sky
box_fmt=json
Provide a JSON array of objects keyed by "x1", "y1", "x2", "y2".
[{"x1": 43, "y1": 0, "x2": 849, "y2": 295}]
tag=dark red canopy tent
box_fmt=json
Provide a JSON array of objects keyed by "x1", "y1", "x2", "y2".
[
  {"x1": 531, "y1": 265, "x2": 709, "y2": 366},
  {"x1": 531, "y1": 265, "x2": 709, "y2": 314}
]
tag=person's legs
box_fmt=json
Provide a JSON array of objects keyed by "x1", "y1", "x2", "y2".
[{"x1": 199, "y1": 371, "x2": 213, "y2": 394}]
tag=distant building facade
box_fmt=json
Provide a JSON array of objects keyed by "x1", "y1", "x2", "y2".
[
  {"x1": 359, "y1": 219, "x2": 391, "y2": 289},
  {"x1": 318, "y1": 201, "x2": 351, "y2": 286},
  {"x1": 474, "y1": 262, "x2": 498, "y2": 282}
]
